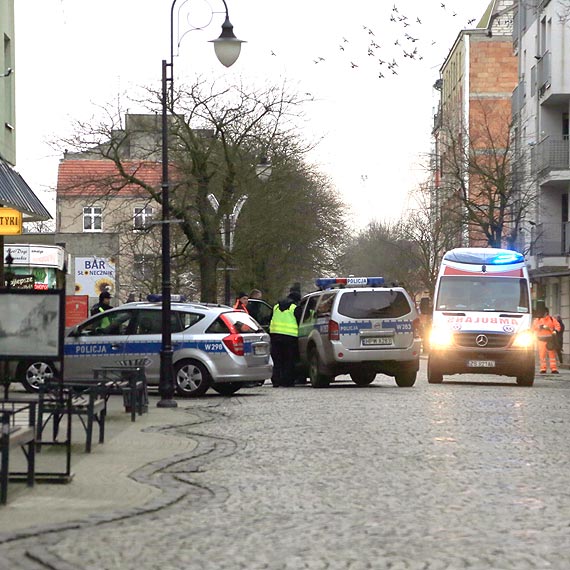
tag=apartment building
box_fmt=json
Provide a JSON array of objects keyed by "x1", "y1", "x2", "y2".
[
  {"x1": 432, "y1": 0, "x2": 517, "y2": 247},
  {"x1": 512, "y1": 0, "x2": 570, "y2": 324}
]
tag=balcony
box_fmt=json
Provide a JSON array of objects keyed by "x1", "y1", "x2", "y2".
[
  {"x1": 532, "y1": 136, "x2": 570, "y2": 179},
  {"x1": 537, "y1": 51, "x2": 551, "y2": 96},
  {"x1": 511, "y1": 78, "x2": 525, "y2": 120},
  {"x1": 530, "y1": 222, "x2": 570, "y2": 257}
]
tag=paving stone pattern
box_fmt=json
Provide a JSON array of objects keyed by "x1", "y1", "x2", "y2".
[{"x1": 1, "y1": 362, "x2": 570, "y2": 569}]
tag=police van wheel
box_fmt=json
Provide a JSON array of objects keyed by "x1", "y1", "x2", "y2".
[
  {"x1": 18, "y1": 360, "x2": 56, "y2": 393},
  {"x1": 350, "y1": 371, "x2": 376, "y2": 386},
  {"x1": 174, "y1": 360, "x2": 211, "y2": 397},
  {"x1": 395, "y1": 369, "x2": 417, "y2": 387},
  {"x1": 309, "y1": 351, "x2": 331, "y2": 388},
  {"x1": 427, "y1": 359, "x2": 443, "y2": 384}
]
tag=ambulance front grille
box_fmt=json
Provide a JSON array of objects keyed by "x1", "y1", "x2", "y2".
[{"x1": 454, "y1": 333, "x2": 511, "y2": 349}]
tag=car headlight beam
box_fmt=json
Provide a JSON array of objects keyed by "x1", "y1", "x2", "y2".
[
  {"x1": 512, "y1": 330, "x2": 535, "y2": 349},
  {"x1": 430, "y1": 327, "x2": 454, "y2": 349}
]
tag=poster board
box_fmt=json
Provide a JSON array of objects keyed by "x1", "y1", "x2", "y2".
[{"x1": 0, "y1": 289, "x2": 65, "y2": 360}]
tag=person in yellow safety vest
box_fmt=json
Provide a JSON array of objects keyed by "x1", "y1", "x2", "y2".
[
  {"x1": 90, "y1": 290, "x2": 112, "y2": 329},
  {"x1": 533, "y1": 307, "x2": 561, "y2": 374},
  {"x1": 269, "y1": 289, "x2": 302, "y2": 387}
]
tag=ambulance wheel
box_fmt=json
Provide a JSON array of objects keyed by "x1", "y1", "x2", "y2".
[
  {"x1": 427, "y1": 359, "x2": 443, "y2": 384},
  {"x1": 18, "y1": 360, "x2": 56, "y2": 393},
  {"x1": 309, "y1": 351, "x2": 331, "y2": 388},
  {"x1": 350, "y1": 371, "x2": 376, "y2": 386},
  {"x1": 174, "y1": 360, "x2": 211, "y2": 397},
  {"x1": 516, "y1": 369, "x2": 535, "y2": 387}
]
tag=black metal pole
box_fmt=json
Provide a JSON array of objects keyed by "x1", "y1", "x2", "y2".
[
  {"x1": 157, "y1": 58, "x2": 177, "y2": 408},
  {"x1": 224, "y1": 215, "x2": 231, "y2": 305}
]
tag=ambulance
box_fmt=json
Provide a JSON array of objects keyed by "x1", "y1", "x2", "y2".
[{"x1": 427, "y1": 248, "x2": 535, "y2": 386}]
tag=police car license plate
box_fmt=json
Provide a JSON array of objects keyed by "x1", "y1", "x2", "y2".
[
  {"x1": 253, "y1": 345, "x2": 267, "y2": 356},
  {"x1": 467, "y1": 360, "x2": 495, "y2": 368},
  {"x1": 362, "y1": 337, "x2": 391, "y2": 346}
]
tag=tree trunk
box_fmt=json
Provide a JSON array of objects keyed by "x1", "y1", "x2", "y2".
[{"x1": 199, "y1": 252, "x2": 219, "y2": 303}]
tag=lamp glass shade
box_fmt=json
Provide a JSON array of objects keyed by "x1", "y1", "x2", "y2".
[{"x1": 211, "y1": 38, "x2": 243, "y2": 68}]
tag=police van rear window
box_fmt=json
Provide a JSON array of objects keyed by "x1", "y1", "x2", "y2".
[{"x1": 337, "y1": 291, "x2": 411, "y2": 319}]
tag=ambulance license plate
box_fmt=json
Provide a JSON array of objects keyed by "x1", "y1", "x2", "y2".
[
  {"x1": 467, "y1": 360, "x2": 495, "y2": 368},
  {"x1": 362, "y1": 337, "x2": 391, "y2": 346}
]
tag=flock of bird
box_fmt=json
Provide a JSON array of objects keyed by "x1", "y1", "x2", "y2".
[{"x1": 270, "y1": 2, "x2": 482, "y2": 81}]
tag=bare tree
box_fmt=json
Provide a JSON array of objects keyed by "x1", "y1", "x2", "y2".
[{"x1": 435, "y1": 98, "x2": 535, "y2": 249}]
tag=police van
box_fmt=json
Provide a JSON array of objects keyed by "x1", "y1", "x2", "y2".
[
  {"x1": 297, "y1": 277, "x2": 422, "y2": 388},
  {"x1": 427, "y1": 248, "x2": 535, "y2": 386}
]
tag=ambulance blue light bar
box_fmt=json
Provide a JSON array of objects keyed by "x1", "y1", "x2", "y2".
[
  {"x1": 444, "y1": 248, "x2": 524, "y2": 266},
  {"x1": 316, "y1": 276, "x2": 385, "y2": 289}
]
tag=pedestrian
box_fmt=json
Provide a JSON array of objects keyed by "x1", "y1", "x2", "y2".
[
  {"x1": 233, "y1": 292, "x2": 249, "y2": 313},
  {"x1": 556, "y1": 314, "x2": 565, "y2": 364},
  {"x1": 269, "y1": 289, "x2": 302, "y2": 387},
  {"x1": 249, "y1": 288, "x2": 263, "y2": 300},
  {"x1": 126, "y1": 291, "x2": 137, "y2": 303},
  {"x1": 91, "y1": 290, "x2": 112, "y2": 316},
  {"x1": 533, "y1": 307, "x2": 561, "y2": 374}
]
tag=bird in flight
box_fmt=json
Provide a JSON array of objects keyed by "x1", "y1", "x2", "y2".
[{"x1": 350, "y1": 61, "x2": 359, "y2": 68}]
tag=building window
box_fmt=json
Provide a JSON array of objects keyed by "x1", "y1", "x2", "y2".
[
  {"x1": 133, "y1": 206, "x2": 154, "y2": 230},
  {"x1": 133, "y1": 254, "x2": 158, "y2": 281},
  {"x1": 83, "y1": 207, "x2": 102, "y2": 232}
]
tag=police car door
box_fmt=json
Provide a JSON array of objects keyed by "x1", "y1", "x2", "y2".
[{"x1": 65, "y1": 309, "x2": 134, "y2": 380}]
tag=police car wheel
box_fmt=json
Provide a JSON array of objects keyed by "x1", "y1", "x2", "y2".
[
  {"x1": 308, "y1": 351, "x2": 332, "y2": 388},
  {"x1": 395, "y1": 369, "x2": 417, "y2": 387},
  {"x1": 18, "y1": 360, "x2": 56, "y2": 393},
  {"x1": 211, "y1": 383, "x2": 242, "y2": 396},
  {"x1": 174, "y1": 360, "x2": 211, "y2": 397},
  {"x1": 350, "y1": 371, "x2": 376, "y2": 386}
]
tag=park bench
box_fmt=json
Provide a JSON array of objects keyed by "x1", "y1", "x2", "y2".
[
  {"x1": 37, "y1": 382, "x2": 107, "y2": 454},
  {"x1": 1, "y1": 400, "x2": 36, "y2": 505}
]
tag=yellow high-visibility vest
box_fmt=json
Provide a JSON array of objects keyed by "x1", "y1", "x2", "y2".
[{"x1": 269, "y1": 304, "x2": 298, "y2": 337}]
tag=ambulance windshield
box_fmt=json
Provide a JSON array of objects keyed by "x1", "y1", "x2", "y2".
[{"x1": 436, "y1": 277, "x2": 530, "y2": 313}]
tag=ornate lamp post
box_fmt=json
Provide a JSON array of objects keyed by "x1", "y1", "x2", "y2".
[{"x1": 158, "y1": 0, "x2": 244, "y2": 408}]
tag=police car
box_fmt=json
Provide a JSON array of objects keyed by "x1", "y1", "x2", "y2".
[
  {"x1": 297, "y1": 277, "x2": 422, "y2": 387},
  {"x1": 15, "y1": 301, "x2": 272, "y2": 397}
]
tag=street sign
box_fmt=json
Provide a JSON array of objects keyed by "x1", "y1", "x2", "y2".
[{"x1": 0, "y1": 207, "x2": 22, "y2": 235}]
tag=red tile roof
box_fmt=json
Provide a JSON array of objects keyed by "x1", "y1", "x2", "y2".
[{"x1": 57, "y1": 159, "x2": 162, "y2": 197}]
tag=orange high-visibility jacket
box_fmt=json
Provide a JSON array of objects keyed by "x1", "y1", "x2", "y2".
[{"x1": 533, "y1": 315, "x2": 561, "y2": 340}]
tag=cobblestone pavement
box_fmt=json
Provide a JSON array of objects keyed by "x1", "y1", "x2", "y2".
[{"x1": 1, "y1": 361, "x2": 570, "y2": 569}]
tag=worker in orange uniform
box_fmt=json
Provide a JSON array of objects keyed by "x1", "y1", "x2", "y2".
[{"x1": 533, "y1": 307, "x2": 561, "y2": 374}]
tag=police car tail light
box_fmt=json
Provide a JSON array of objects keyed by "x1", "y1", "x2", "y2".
[
  {"x1": 223, "y1": 333, "x2": 244, "y2": 356},
  {"x1": 412, "y1": 318, "x2": 421, "y2": 339},
  {"x1": 329, "y1": 320, "x2": 340, "y2": 341}
]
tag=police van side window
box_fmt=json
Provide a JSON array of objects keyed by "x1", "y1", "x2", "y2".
[
  {"x1": 316, "y1": 293, "x2": 335, "y2": 317},
  {"x1": 78, "y1": 310, "x2": 133, "y2": 336},
  {"x1": 176, "y1": 312, "x2": 203, "y2": 331},
  {"x1": 206, "y1": 317, "x2": 231, "y2": 334},
  {"x1": 300, "y1": 297, "x2": 316, "y2": 324}
]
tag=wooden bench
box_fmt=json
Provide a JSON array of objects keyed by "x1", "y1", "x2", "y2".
[
  {"x1": 1, "y1": 400, "x2": 36, "y2": 505},
  {"x1": 37, "y1": 382, "x2": 107, "y2": 454}
]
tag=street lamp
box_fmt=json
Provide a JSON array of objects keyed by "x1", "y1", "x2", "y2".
[{"x1": 158, "y1": 0, "x2": 244, "y2": 408}]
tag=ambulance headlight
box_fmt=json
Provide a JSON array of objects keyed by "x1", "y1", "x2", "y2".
[
  {"x1": 512, "y1": 329, "x2": 535, "y2": 349},
  {"x1": 429, "y1": 327, "x2": 454, "y2": 348}
]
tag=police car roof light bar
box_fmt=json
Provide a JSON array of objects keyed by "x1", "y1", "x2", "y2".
[{"x1": 315, "y1": 276, "x2": 385, "y2": 290}]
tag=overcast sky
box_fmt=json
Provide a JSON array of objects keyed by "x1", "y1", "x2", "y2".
[{"x1": 14, "y1": 0, "x2": 493, "y2": 229}]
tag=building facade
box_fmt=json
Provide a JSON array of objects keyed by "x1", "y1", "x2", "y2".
[
  {"x1": 512, "y1": 0, "x2": 570, "y2": 339},
  {"x1": 432, "y1": 0, "x2": 517, "y2": 247}
]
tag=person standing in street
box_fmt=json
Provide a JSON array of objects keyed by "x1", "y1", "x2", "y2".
[
  {"x1": 556, "y1": 314, "x2": 565, "y2": 364},
  {"x1": 533, "y1": 307, "x2": 561, "y2": 374},
  {"x1": 91, "y1": 290, "x2": 112, "y2": 316},
  {"x1": 233, "y1": 292, "x2": 249, "y2": 313},
  {"x1": 269, "y1": 290, "x2": 301, "y2": 387},
  {"x1": 249, "y1": 288, "x2": 263, "y2": 300}
]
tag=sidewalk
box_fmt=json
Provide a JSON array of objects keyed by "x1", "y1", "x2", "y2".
[{"x1": 0, "y1": 393, "x2": 198, "y2": 534}]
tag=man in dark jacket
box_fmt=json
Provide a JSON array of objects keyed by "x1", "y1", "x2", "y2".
[
  {"x1": 91, "y1": 290, "x2": 112, "y2": 316},
  {"x1": 269, "y1": 290, "x2": 301, "y2": 387}
]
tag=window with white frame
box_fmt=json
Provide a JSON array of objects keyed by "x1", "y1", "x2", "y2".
[
  {"x1": 83, "y1": 206, "x2": 102, "y2": 232},
  {"x1": 133, "y1": 206, "x2": 154, "y2": 230},
  {"x1": 133, "y1": 254, "x2": 158, "y2": 281}
]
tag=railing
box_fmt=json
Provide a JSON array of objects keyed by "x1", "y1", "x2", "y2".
[
  {"x1": 533, "y1": 136, "x2": 570, "y2": 176},
  {"x1": 530, "y1": 222, "x2": 570, "y2": 256},
  {"x1": 537, "y1": 51, "x2": 551, "y2": 95},
  {"x1": 511, "y1": 78, "x2": 525, "y2": 120}
]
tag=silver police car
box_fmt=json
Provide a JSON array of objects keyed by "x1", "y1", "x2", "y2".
[{"x1": 15, "y1": 302, "x2": 272, "y2": 397}]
